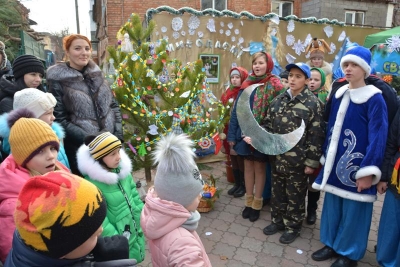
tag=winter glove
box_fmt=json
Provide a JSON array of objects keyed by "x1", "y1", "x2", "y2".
[{"x1": 92, "y1": 235, "x2": 129, "y2": 262}]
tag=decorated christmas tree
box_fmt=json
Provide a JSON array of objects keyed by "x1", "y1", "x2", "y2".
[{"x1": 106, "y1": 13, "x2": 229, "y2": 182}]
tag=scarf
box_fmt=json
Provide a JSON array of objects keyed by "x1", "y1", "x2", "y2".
[
  {"x1": 240, "y1": 53, "x2": 284, "y2": 123},
  {"x1": 182, "y1": 210, "x2": 201, "y2": 231},
  {"x1": 220, "y1": 67, "x2": 249, "y2": 105},
  {"x1": 311, "y1": 67, "x2": 328, "y2": 104}
]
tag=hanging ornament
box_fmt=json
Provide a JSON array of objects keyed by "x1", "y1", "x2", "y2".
[
  {"x1": 338, "y1": 31, "x2": 346, "y2": 42},
  {"x1": 287, "y1": 20, "x2": 295, "y2": 32},
  {"x1": 147, "y1": 146, "x2": 152, "y2": 151},
  {"x1": 138, "y1": 142, "x2": 147, "y2": 156},
  {"x1": 198, "y1": 138, "x2": 212, "y2": 149},
  {"x1": 126, "y1": 142, "x2": 137, "y2": 155},
  {"x1": 207, "y1": 18, "x2": 216, "y2": 32},
  {"x1": 188, "y1": 15, "x2": 200, "y2": 30},
  {"x1": 108, "y1": 58, "x2": 116, "y2": 75},
  {"x1": 117, "y1": 77, "x2": 123, "y2": 87},
  {"x1": 324, "y1": 25, "x2": 334, "y2": 38},
  {"x1": 121, "y1": 33, "x2": 134, "y2": 53},
  {"x1": 147, "y1": 124, "x2": 158, "y2": 135}
]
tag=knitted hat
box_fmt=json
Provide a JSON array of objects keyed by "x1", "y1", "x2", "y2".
[
  {"x1": 311, "y1": 67, "x2": 326, "y2": 89},
  {"x1": 8, "y1": 108, "x2": 59, "y2": 167},
  {"x1": 279, "y1": 70, "x2": 289, "y2": 79},
  {"x1": 230, "y1": 69, "x2": 240, "y2": 77},
  {"x1": 286, "y1": 62, "x2": 311, "y2": 79},
  {"x1": 12, "y1": 55, "x2": 45, "y2": 80},
  {"x1": 13, "y1": 88, "x2": 57, "y2": 118},
  {"x1": 153, "y1": 134, "x2": 204, "y2": 207},
  {"x1": 87, "y1": 132, "x2": 122, "y2": 160},
  {"x1": 340, "y1": 45, "x2": 371, "y2": 79},
  {"x1": 0, "y1": 41, "x2": 7, "y2": 70},
  {"x1": 14, "y1": 171, "x2": 107, "y2": 258},
  {"x1": 305, "y1": 38, "x2": 331, "y2": 59}
]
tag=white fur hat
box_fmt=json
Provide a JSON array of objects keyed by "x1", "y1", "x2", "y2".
[
  {"x1": 340, "y1": 46, "x2": 371, "y2": 79},
  {"x1": 13, "y1": 88, "x2": 57, "y2": 118},
  {"x1": 152, "y1": 133, "x2": 204, "y2": 207}
]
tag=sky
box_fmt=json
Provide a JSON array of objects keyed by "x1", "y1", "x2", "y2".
[{"x1": 21, "y1": 0, "x2": 91, "y2": 38}]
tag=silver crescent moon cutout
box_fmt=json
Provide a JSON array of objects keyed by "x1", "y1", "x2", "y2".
[{"x1": 236, "y1": 83, "x2": 305, "y2": 155}]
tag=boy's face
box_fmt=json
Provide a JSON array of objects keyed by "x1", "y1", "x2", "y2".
[
  {"x1": 185, "y1": 193, "x2": 202, "y2": 212},
  {"x1": 24, "y1": 72, "x2": 43, "y2": 88},
  {"x1": 38, "y1": 108, "x2": 55, "y2": 126},
  {"x1": 309, "y1": 71, "x2": 322, "y2": 92},
  {"x1": 342, "y1": 62, "x2": 365, "y2": 84},
  {"x1": 102, "y1": 149, "x2": 121, "y2": 169},
  {"x1": 311, "y1": 57, "x2": 323, "y2": 68},
  {"x1": 288, "y1": 68, "x2": 309, "y2": 95},
  {"x1": 26, "y1": 145, "x2": 58, "y2": 174},
  {"x1": 230, "y1": 74, "x2": 241, "y2": 87},
  {"x1": 281, "y1": 78, "x2": 289, "y2": 89},
  {"x1": 62, "y1": 226, "x2": 103, "y2": 259}
]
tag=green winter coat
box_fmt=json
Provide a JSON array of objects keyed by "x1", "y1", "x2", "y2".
[{"x1": 76, "y1": 145, "x2": 145, "y2": 263}]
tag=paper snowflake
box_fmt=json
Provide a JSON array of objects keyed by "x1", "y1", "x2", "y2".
[
  {"x1": 188, "y1": 15, "x2": 200, "y2": 30},
  {"x1": 286, "y1": 53, "x2": 296, "y2": 64},
  {"x1": 207, "y1": 19, "x2": 216, "y2": 32},
  {"x1": 189, "y1": 29, "x2": 196, "y2": 35},
  {"x1": 238, "y1": 37, "x2": 244, "y2": 44},
  {"x1": 286, "y1": 35, "x2": 295, "y2": 46},
  {"x1": 329, "y1": 42, "x2": 336, "y2": 54},
  {"x1": 386, "y1": 35, "x2": 400, "y2": 53},
  {"x1": 304, "y1": 34, "x2": 312, "y2": 46},
  {"x1": 225, "y1": 30, "x2": 231, "y2": 36},
  {"x1": 181, "y1": 30, "x2": 186, "y2": 36},
  {"x1": 172, "y1": 31, "x2": 180, "y2": 39},
  {"x1": 324, "y1": 25, "x2": 333, "y2": 38},
  {"x1": 292, "y1": 39, "x2": 305, "y2": 56},
  {"x1": 338, "y1": 31, "x2": 346, "y2": 42},
  {"x1": 161, "y1": 26, "x2": 167, "y2": 33},
  {"x1": 219, "y1": 29, "x2": 224, "y2": 34},
  {"x1": 228, "y1": 22, "x2": 233, "y2": 29},
  {"x1": 172, "y1": 17, "x2": 183, "y2": 31},
  {"x1": 198, "y1": 31, "x2": 204, "y2": 38},
  {"x1": 147, "y1": 124, "x2": 158, "y2": 135},
  {"x1": 234, "y1": 29, "x2": 240, "y2": 35},
  {"x1": 220, "y1": 21, "x2": 225, "y2": 27},
  {"x1": 231, "y1": 36, "x2": 236, "y2": 42},
  {"x1": 270, "y1": 14, "x2": 280, "y2": 25},
  {"x1": 287, "y1": 20, "x2": 295, "y2": 32}
]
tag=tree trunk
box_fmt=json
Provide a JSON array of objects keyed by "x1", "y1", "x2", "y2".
[{"x1": 144, "y1": 154, "x2": 152, "y2": 183}]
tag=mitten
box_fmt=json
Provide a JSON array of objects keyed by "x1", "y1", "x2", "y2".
[{"x1": 92, "y1": 235, "x2": 129, "y2": 262}]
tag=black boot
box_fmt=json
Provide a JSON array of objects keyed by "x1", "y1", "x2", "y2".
[
  {"x1": 306, "y1": 190, "x2": 320, "y2": 225},
  {"x1": 233, "y1": 171, "x2": 245, "y2": 198},
  {"x1": 227, "y1": 169, "x2": 241, "y2": 196}
]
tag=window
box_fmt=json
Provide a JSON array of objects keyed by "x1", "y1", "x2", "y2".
[
  {"x1": 201, "y1": 0, "x2": 227, "y2": 11},
  {"x1": 345, "y1": 11, "x2": 365, "y2": 25},
  {"x1": 271, "y1": 1, "x2": 293, "y2": 17}
]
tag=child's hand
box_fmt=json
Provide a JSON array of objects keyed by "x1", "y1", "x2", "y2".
[
  {"x1": 376, "y1": 181, "x2": 388, "y2": 194},
  {"x1": 356, "y1": 175, "x2": 373, "y2": 192},
  {"x1": 228, "y1": 141, "x2": 235, "y2": 147},
  {"x1": 243, "y1": 136, "x2": 252, "y2": 145},
  {"x1": 304, "y1": 166, "x2": 314, "y2": 175}
]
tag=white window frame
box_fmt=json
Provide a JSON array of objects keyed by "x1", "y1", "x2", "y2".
[
  {"x1": 345, "y1": 10, "x2": 365, "y2": 25},
  {"x1": 271, "y1": 1, "x2": 294, "y2": 17},
  {"x1": 200, "y1": 0, "x2": 227, "y2": 11}
]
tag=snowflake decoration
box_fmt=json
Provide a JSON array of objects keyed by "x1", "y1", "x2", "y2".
[
  {"x1": 172, "y1": 31, "x2": 180, "y2": 39},
  {"x1": 198, "y1": 31, "x2": 204, "y2": 38},
  {"x1": 329, "y1": 42, "x2": 336, "y2": 54},
  {"x1": 270, "y1": 14, "x2": 280, "y2": 25},
  {"x1": 287, "y1": 20, "x2": 295, "y2": 32},
  {"x1": 338, "y1": 31, "x2": 346, "y2": 42},
  {"x1": 219, "y1": 29, "x2": 224, "y2": 34},
  {"x1": 324, "y1": 25, "x2": 333, "y2": 38},
  {"x1": 189, "y1": 29, "x2": 196, "y2": 35},
  {"x1": 286, "y1": 53, "x2": 296, "y2": 64},
  {"x1": 238, "y1": 37, "x2": 244, "y2": 44},
  {"x1": 234, "y1": 29, "x2": 240, "y2": 35},
  {"x1": 286, "y1": 35, "x2": 295, "y2": 46},
  {"x1": 220, "y1": 21, "x2": 225, "y2": 27},
  {"x1": 181, "y1": 30, "x2": 186, "y2": 36},
  {"x1": 386, "y1": 35, "x2": 400, "y2": 53},
  {"x1": 304, "y1": 34, "x2": 312, "y2": 46},
  {"x1": 172, "y1": 17, "x2": 183, "y2": 32},
  {"x1": 161, "y1": 26, "x2": 167, "y2": 33},
  {"x1": 231, "y1": 36, "x2": 236, "y2": 42},
  {"x1": 188, "y1": 15, "x2": 200, "y2": 30},
  {"x1": 225, "y1": 30, "x2": 231, "y2": 36},
  {"x1": 228, "y1": 22, "x2": 233, "y2": 29},
  {"x1": 292, "y1": 39, "x2": 305, "y2": 56},
  {"x1": 207, "y1": 19, "x2": 216, "y2": 32}
]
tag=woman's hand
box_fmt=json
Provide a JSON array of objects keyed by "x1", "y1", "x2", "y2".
[{"x1": 243, "y1": 136, "x2": 252, "y2": 145}]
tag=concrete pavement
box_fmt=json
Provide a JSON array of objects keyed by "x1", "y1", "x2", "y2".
[{"x1": 136, "y1": 161, "x2": 383, "y2": 267}]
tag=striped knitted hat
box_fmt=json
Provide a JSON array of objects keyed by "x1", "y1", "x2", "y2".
[
  {"x1": 88, "y1": 132, "x2": 122, "y2": 160},
  {"x1": 15, "y1": 171, "x2": 107, "y2": 258}
]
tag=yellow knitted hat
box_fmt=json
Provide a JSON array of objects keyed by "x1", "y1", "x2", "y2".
[
  {"x1": 8, "y1": 109, "x2": 59, "y2": 166},
  {"x1": 88, "y1": 132, "x2": 122, "y2": 160}
]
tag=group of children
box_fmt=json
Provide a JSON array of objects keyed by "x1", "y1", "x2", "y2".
[{"x1": 223, "y1": 38, "x2": 398, "y2": 267}]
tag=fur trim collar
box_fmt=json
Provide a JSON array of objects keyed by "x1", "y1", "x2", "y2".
[
  {"x1": 335, "y1": 84, "x2": 381, "y2": 104},
  {"x1": 46, "y1": 60, "x2": 101, "y2": 81},
  {"x1": 51, "y1": 122, "x2": 65, "y2": 139},
  {"x1": 76, "y1": 145, "x2": 132, "y2": 184},
  {"x1": 306, "y1": 60, "x2": 332, "y2": 75}
]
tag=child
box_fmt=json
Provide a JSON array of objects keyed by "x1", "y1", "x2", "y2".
[
  {"x1": 227, "y1": 52, "x2": 284, "y2": 222},
  {"x1": 140, "y1": 134, "x2": 211, "y2": 266},
  {"x1": 309, "y1": 67, "x2": 328, "y2": 104},
  {"x1": 262, "y1": 63, "x2": 325, "y2": 244},
  {"x1": 0, "y1": 109, "x2": 69, "y2": 263},
  {"x1": 0, "y1": 88, "x2": 70, "y2": 168},
  {"x1": 312, "y1": 46, "x2": 388, "y2": 266},
  {"x1": 221, "y1": 67, "x2": 248, "y2": 198},
  {"x1": 305, "y1": 37, "x2": 332, "y2": 89},
  {"x1": 76, "y1": 131, "x2": 145, "y2": 263},
  {"x1": 279, "y1": 70, "x2": 289, "y2": 89},
  {"x1": 377, "y1": 108, "x2": 400, "y2": 267},
  {"x1": 5, "y1": 171, "x2": 137, "y2": 266}
]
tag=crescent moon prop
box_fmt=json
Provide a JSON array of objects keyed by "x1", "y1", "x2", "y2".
[{"x1": 236, "y1": 83, "x2": 305, "y2": 155}]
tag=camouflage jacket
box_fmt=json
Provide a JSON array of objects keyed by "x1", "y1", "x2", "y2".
[{"x1": 262, "y1": 87, "x2": 325, "y2": 173}]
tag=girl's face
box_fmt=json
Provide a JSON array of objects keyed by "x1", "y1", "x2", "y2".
[
  {"x1": 309, "y1": 71, "x2": 322, "y2": 92},
  {"x1": 311, "y1": 57, "x2": 323, "y2": 68},
  {"x1": 102, "y1": 149, "x2": 121, "y2": 169},
  {"x1": 24, "y1": 73, "x2": 43, "y2": 88},
  {"x1": 62, "y1": 226, "x2": 103, "y2": 259},
  {"x1": 281, "y1": 78, "x2": 289, "y2": 89},
  {"x1": 342, "y1": 62, "x2": 365, "y2": 84},
  {"x1": 185, "y1": 193, "x2": 202, "y2": 212},
  {"x1": 230, "y1": 74, "x2": 241, "y2": 87},
  {"x1": 39, "y1": 108, "x2": 55, "y2": 126},
  {"x1": 252, "y1": 56, "x2": 267, "y2": 77},
  {"x1": 26, "y1": 145, "x2": 58, "y2": 175},
  {"x1": 288, "y1": 68, "x2": 309, "y2": 96},
  {"x1": 66, "y1": 38, "x2": 91, "y2": 71}
]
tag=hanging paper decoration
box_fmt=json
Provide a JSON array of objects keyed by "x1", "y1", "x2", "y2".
[
  {"x1": 181, "y1": 30, "x2": 186, "y2": 36},
  {"x1": 234, "y1": 29, "x2": 240, "y2": 35},
  {"x1": 188, "y1": 15, "x2": 200, "y2": 30},
  {"x1": 180, "y1": 91, "x2": 190, "y2": 98},
  {"x1": 338, "y1": 31, "x2": 346, "y2": 42},
  {"x1": 286, "y1": 35, "x2": 295, "y2": 46},
  {"x1": 225, "y1": 30, "x2": 231, "y2": 36},
  {"x1": 292, "y1": 39, "x2": 305, "y2": 56},
  {"x1": 138, "y1": 142, "x2": 147, "y2": 156},
  {"x1": 227, "y1": 22, "x2": 233, "y2": 29},
  {"x1": 304, "y1": 34, "x2": 312, "y2": 47},
  {"x1": 248, "y1": 42, "x2": 266, "y2": 55},
  {"x1": 286, "y1": 53, "x2": 296, "y2": 64},
  {"x1": 270, "y1": 14, "x2": 280, "y2": 25},
  {"x1": 147, "y1": 124, "x2": 158, "y2": 135},
  {"x1": 161, "y1": 26, "x2": 167, "y2": 33},
  {"x1": 207, "y1": 19, "x2": 216, "y2": 32},
  {"x1": 324, "y1": 25, "x2": 334, "y2": 38},
  {"x1": 198, "y1": 31, "x2": 204, "y2": 38},
  {"x1": 329, "y1": 42, "x2": 336, "y2": 54},
  {"x1": 287, "y1": 20, "x2": 295, "y2": 32},
  {"x1": 172, "y1": 31, "x2": 180, "y2": 39},
  {"x1": 189, "y1": 29, "x2": 196, "y2": 35},
  {"x1": 131, "y1": 54, "x2": 139, "y2": 61},
  {"x1": 108, "y1": 58, "x2": 116, "y2": 75},
  {"x1": 121, "y1": 33, "x2": 134, "y2": 53},
  {"x1": 171, "y1": 17, "x2": 183, "y2": 31}
]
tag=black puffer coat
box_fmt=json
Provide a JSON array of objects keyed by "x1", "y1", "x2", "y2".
[{"x1": 47, "y1": 60, "x2": 123, "y2": 174}]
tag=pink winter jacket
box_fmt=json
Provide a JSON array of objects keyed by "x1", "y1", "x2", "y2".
[
  {"x1": 0, "y1": 155, "x2": 69, "y2": 263},
  {"x1": 140, "y1": 188, "x2": 211, "y2": 267}
]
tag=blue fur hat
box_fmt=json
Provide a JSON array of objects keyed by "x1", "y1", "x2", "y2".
[{"x1": 340, "y1": 46, "x2": 371, "y2": 79}]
